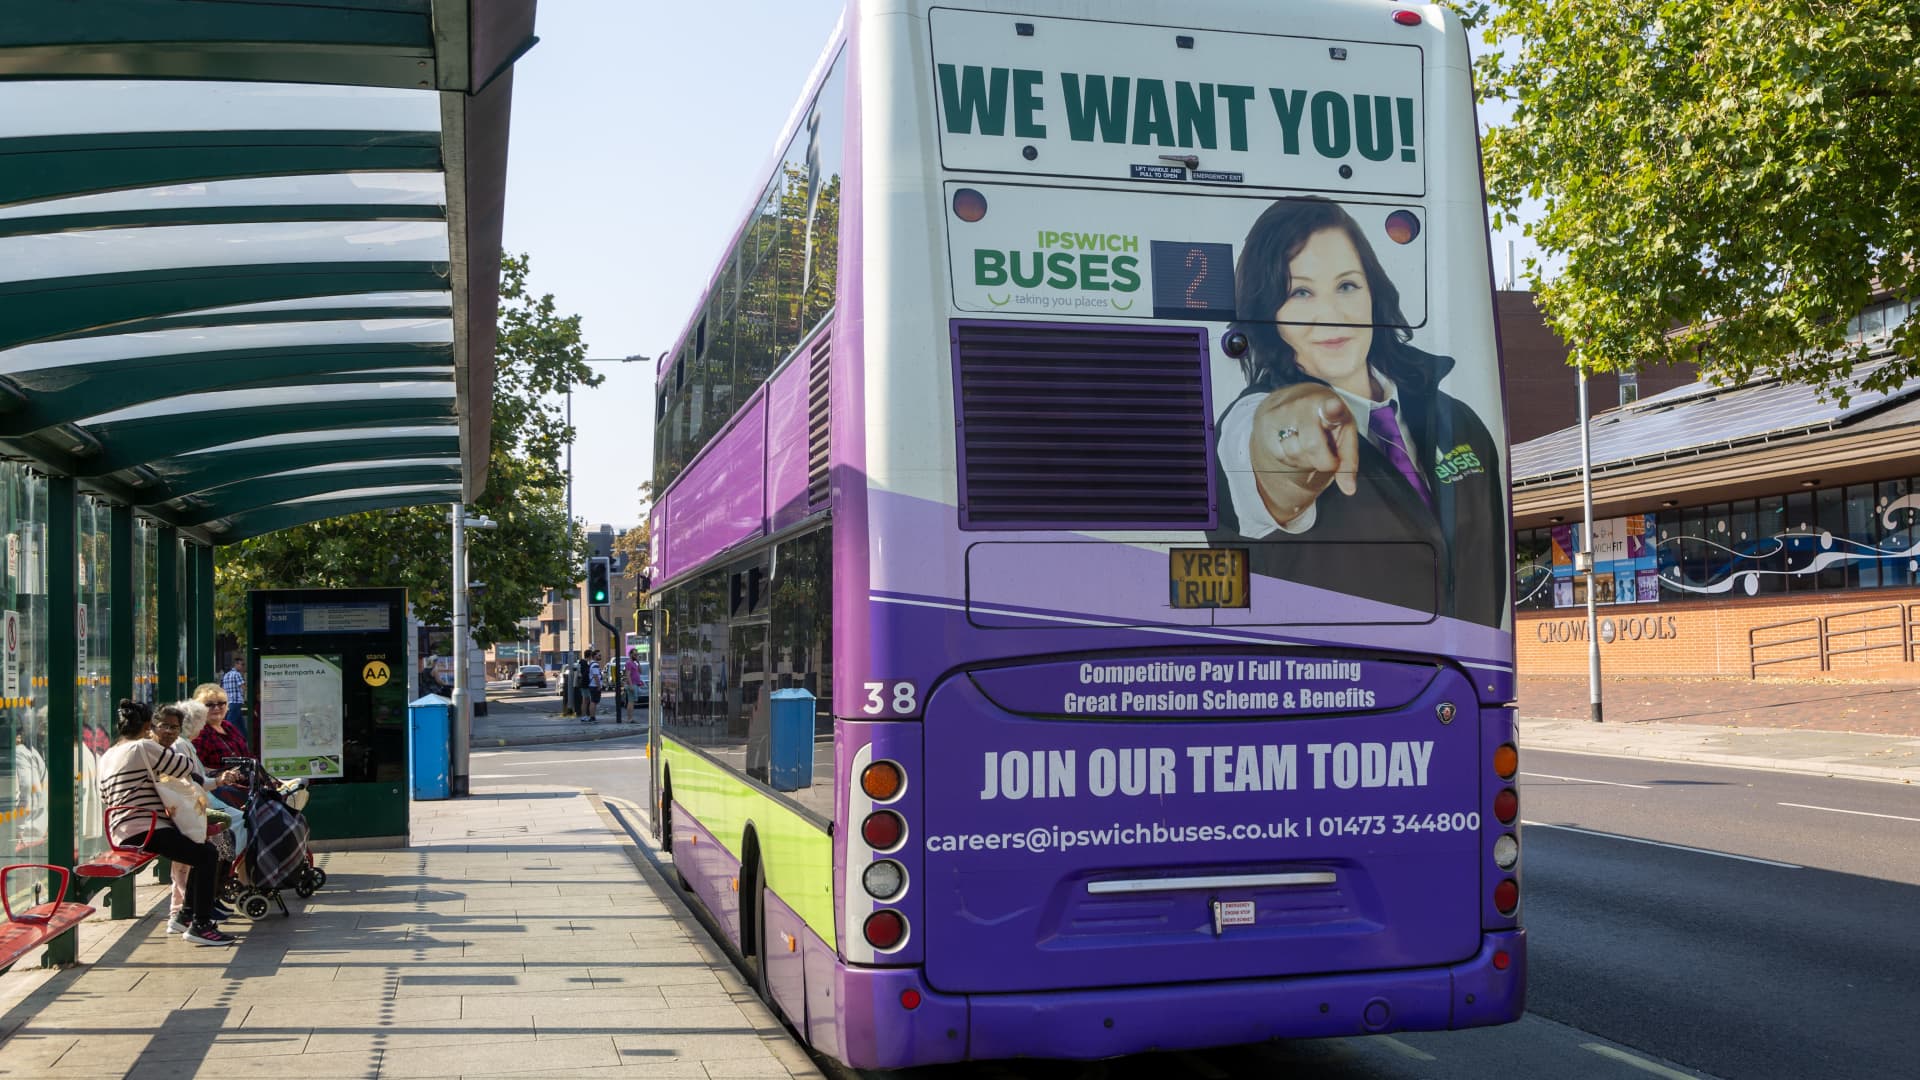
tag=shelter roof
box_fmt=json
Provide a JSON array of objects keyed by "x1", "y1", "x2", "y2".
[{"x1": 0, "y1": 0, "x2": 536, "y2": 542}]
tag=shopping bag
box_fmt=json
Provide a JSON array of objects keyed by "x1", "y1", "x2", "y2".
[{"x1": 147, "y1": 757, "x2": 209, "y2": 843}]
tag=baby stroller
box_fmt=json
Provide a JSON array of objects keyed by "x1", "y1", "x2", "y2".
[{"x1": 218, "y1": 758, "x2": 327, "y2": 918}]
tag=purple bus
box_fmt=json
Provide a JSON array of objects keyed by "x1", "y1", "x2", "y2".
[{"x1": 647, "y1": 1, "x2": 1522, "y2": 1068}]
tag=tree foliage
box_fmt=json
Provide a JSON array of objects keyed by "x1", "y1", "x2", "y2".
[
  {"x1": 216, "y1": 254, "x2": 602, "y2": 644},
  {"x1": 1471, "y1": 0, "x2": 1920, "y2": 397}
]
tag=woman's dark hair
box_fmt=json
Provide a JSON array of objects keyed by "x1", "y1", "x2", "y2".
[
  {"x1": 115, "y1": 699, "x2": 153, "y2": 740},
  {"x1": 1230, "y1": 196, "x2": 1419, "y2": 394}
]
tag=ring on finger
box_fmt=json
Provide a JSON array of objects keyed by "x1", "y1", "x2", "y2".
[{"x1": 1275, "y1": 426, "x2": 1299, "y2": 441}]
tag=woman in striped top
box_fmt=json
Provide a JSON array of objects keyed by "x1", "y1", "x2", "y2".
[{"x1": 98, "y1": 700, "x2": 235, "y2": 946}]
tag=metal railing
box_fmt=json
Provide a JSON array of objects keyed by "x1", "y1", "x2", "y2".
[{"x1": 1748, "y1": 602, "x2": 1920, "y2": 676}]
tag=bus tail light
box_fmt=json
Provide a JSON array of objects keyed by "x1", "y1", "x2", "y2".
[
  {"x1": 1493, "y1": 949, "x2": 1511, "y2": 971},
  {"x1": 864, "y1": 910, "x2": 907, "y2": 950},
  {"x1": 862, "y1": 809, "x2": 906, "y2": 850},
  {"x1": 862, "y1": 760, "x2": 905, "y2": 801},
  {"x1": 1493, "y1": 833, "x2": 1519, "y2": 870},
  {"x1": 1493, "y1": 742, "x2": 1518, "y2": 779},
  {"x1": 1391, "y1": 9, "x2": 1422, "y2": 26},
  {"x1": 1493, "y1": 788, "x2": 1518, "y2": 824},
  {"x1": 1493, "y1": 878, "x2": 1519, "y2": 916},
  {"x1": 900, "y1": 989, "x2": 922, "y2": 1010}
]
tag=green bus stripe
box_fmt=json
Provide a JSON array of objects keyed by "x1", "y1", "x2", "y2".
[{"x1": 662, "y1": 736, "x2": 837, "y2": 949}]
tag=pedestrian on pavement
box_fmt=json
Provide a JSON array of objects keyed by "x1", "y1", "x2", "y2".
[
  {"x1": 583, "y1": 650, "x2": 603, "y2": 722},
  {"x1": 99, "y1": 700, "x2": 234, "y2": 946},
  {"x1": 220, "y1": 656, "x2": 247, "y2": 730},
  {"x1": 192, "y1": 682, "x2": 254, "y2": 788},
  {"x1": 153, "y1": 703, "x2": 238, "y2": 932}
]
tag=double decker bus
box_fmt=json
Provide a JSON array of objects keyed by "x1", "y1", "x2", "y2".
[{"x1": 646, "y1": 1, "x2": 1521, "y2": 1068}]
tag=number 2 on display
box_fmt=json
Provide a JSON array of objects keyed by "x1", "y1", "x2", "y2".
[{"x1": 863, "y1": 681, "x2": 917, "y2": 715}]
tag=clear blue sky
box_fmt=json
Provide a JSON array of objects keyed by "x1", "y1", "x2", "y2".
[
  {"x1": 499, "y1": 2, "x2": 1536, "y2": 531},
  {"x1": 500, "y1": 0, "x2": 847, "y2": 531}
]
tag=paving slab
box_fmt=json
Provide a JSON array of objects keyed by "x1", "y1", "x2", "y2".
[{"x1": 0, "y1": 780, "x2": 822, "y2": 1080}]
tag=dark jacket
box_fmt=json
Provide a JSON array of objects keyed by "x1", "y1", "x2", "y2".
[{"x1": 1213, "y1": 350, "x2": 1507, "y2": 627}]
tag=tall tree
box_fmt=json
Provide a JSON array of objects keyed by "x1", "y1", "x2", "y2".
[
  {"x1": 216, "y1": 254, "x2": 602, "y2": 644},
  {"x1": 1471, "y1": 0, "x2": 1919, "y2": 396}
]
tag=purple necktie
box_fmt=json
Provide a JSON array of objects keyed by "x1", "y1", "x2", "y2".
[{"x1": 1368, "y1": 401, "x2": 1432, "y2": 510}]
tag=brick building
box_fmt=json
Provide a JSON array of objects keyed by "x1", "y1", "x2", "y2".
[{"x1": 1510, "y1": 294, "x2": 1918, "y2": 679}]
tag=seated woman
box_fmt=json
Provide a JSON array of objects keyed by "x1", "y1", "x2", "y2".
[
  {"x1": 97, "y1": 700, "x2": 235, "y2": 946},
  {"x1": 191, "y1": 681, "x2": 254, "y2": 789}
]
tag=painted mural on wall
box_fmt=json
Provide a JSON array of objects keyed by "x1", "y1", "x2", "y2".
[{"x1": 1516, "y1": 493, "x2": 1920, "y2": 606}]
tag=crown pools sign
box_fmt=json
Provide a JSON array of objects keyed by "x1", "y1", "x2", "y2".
[{"x1": 930, "y1": 9, "x2": 1427, "y2": 195}]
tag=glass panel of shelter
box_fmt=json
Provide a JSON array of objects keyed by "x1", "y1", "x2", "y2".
[{"x1": 1, "y1": 464, "x2": 53, "y2": 905}]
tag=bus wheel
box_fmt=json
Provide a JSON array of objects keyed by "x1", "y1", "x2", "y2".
[{"x1": 750, "y1": 864, "x2": 774, "y2": 1009}]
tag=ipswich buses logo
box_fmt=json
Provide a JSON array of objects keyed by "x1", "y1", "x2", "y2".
[{"x1": 1434, "y1": 443, "x2": 1484, "y2": 485}]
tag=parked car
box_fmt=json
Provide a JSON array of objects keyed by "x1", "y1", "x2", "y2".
[{"x1": 515, "y1": 664, "x2": 547, "y2": 689}]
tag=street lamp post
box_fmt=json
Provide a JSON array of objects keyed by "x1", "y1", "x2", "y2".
[
  {"x1": 450, "y1": 507, "x2": 496, "y2": 796},
  {"x1": 1577, "y1": 362, "x2": 1603, "y2": 723}
]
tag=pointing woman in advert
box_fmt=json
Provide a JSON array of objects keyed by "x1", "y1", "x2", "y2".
[{"x1": 1213, "y1": 196, "x2": 1506, "y2": 626}]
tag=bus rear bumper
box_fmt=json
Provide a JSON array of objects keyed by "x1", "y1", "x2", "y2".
[{"x1": 832, "y1": 929, "x2": 1525, "y2": 1069}]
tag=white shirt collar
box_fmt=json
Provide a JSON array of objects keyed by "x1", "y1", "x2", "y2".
[{"x1": 1325, "y1": 366, "x2": 1402, "y2": 432}]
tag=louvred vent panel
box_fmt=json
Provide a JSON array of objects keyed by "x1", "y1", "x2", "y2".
[
  {"x1": 807, "y1": 329, "x2": 831, "y2": 508},
  {"x1": 953, "y1": 320, "x2": 1214, "y2": 529}
]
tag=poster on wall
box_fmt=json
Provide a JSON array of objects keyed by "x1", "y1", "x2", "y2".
[
  {"x1": 259, "y1": 654, "x2": 344, "y2": 779},
  {"x1": 1552, "y1": 515, "x2": 1661, "y2": 608}
]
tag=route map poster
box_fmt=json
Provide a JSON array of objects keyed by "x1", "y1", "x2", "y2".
[{"x1": 260, "y1": 654, "x2": 344, "y2": 779}]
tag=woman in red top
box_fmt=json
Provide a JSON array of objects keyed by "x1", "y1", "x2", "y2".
[{"x1": 192, "y1": 682, "x2": 253, "y2": 786}]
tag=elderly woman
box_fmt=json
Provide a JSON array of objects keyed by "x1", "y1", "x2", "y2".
[
  {"x1": 191, "y1": 681, "x2": 253, "y2": 788},
  {"x1": 155, "y1": 701, "x2": 242, "y2": 932},
  {"x1": 98, "y1": 700, "x2": 234, "y2": 946}
]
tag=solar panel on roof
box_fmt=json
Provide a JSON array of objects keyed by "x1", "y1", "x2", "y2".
[{"x1": 1511, "y1": 356, "x2": 1918, "y2": 481}]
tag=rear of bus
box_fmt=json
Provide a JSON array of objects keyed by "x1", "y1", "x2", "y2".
[{"x1": 824, "y1": 0, "x2": 1521, "y2": 1067}]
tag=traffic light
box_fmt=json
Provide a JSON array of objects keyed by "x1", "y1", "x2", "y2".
[{"x1": 586, "y1": 556, "x2": 611, "y2": 608}]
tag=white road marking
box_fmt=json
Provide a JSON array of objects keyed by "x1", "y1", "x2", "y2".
[
  {"x1": 1375, "y1": 1035, "x2": 1436, "y2": 1062},
  {"x1": 1522, "y1": 821, "x2": 1801, "y2": 868},
  {"x1": 471, "y1": 753, "x2": 648, "y2": 765},
  {"x1": 1521, "y1": 771, "x2": 1651, "y2": 790},
  {"x1": 1780, "y1": 802, "x2": 1920, "y2": 824},
  {"x1": 1582, "y1": 1042, "x2": 1704, "y2": 1079}
]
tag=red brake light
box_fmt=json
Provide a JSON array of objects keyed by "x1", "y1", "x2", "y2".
[
  {"x1": 1493, "y1": 879, "x2": 1519, "y2": 915},
  {"x1": 864, "y1": 910, "x2": 907, "y2": 950},
  {"x1": 900, "y1": 989, "x2": 922, "y2": 1010},
  {"x1": 1493, "y1": 949, "x2": 1511, "y2": 971},
  {"x1": 1493, "y1": 788, "x2": 1519, "y2": 824},
  {"x1": 862, "y1": 810, "x2": 906, "y2": 850},
  {"x1": 1391, "y1": 9, "x2": 1422, "y2": 26}
]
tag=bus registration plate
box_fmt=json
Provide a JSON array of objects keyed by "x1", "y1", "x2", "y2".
[{"x1": 1170, "y1": 548, "x2": 1249, "y2": 608}]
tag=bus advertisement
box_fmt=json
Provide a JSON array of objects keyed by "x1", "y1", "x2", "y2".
[{"x1": 647, "y1": 1, "x2": 1520, "y2": 1068}]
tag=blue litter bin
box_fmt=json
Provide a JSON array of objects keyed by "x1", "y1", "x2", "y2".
[
  {"x1": 409, "y1": 694, "x2": 453, "y2": 800},
  {"x1": 769, "y1": 689, "x2": 816, "y2": 792}
]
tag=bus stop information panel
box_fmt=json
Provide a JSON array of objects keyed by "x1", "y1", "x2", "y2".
[{"x1": 248, "y1": 588, "x2": 410, "y2": 846}]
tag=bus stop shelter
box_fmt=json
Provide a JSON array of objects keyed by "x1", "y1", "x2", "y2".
[{"x1": 0, "y1": 0, "x2": 536, "y2": 963}]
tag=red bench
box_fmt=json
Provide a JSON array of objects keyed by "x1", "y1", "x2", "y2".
[
  {"x1": 0, "y1": 864, "x2": 96, "y2": 973},
  {"x1": 75, "y1": 805, "x2": 161, "y2": 887}
]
